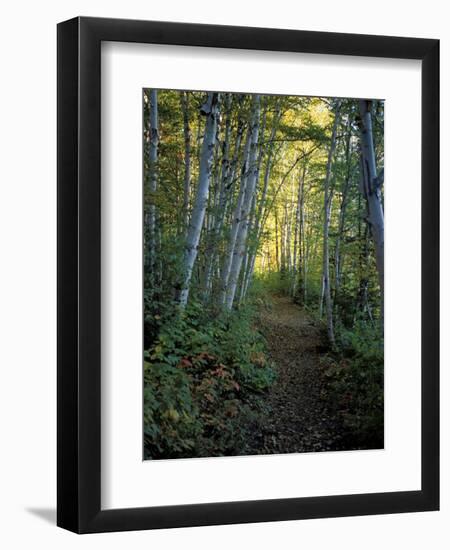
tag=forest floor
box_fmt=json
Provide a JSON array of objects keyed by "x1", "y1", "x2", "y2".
[{"x1": 246, "y1": 294, "x2": 347, "y2": 455}]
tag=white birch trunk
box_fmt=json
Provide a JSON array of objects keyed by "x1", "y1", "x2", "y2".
[
  {"x1": 285, "y1": 199, "x2": 292, "y2": 273},
  {"x1": 292, "y1": 165, "x2": 305, "y2": 297},
  {"x1": 202, "y1": 95, "x2": 233, "y2": 299},
  {"x1": 334, "y1": 124, "x2": 353, "y2": 297},
  {"x1": 302, "y1": 213, "x2": 310, "y2": 304},
  {"x1": 239, "y1": 105, "x2": 282, "y2": 302},
  {"x1": 202, "y1": 119, "x2": 222, "y2": 295},
  {"x1": 218, "y1": 124, "x2": 252, "y2": 305},
  {"x1": 178, "y1": 93, "x2": 220, "y2": 307},
  {"x1": 322, "y1": 102, "x2": 341, "y2": 344},
  {"x1": 180, "y1": 91, "x2": 191, "y2": 229},
  {"x1": 358, "y1": 100, "x2": 384, "y2": 314},
  {"x1": 220, "y1": 118, "x2": 245, "y2": 233},
  {"x1": 225, "y1": 95, "x2": 261, "y2": 310}
]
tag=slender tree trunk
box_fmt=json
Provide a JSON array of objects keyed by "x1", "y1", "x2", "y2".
[
  {"x1": 292, "y1": 165, "x2": 306, "y2": 297},
  {"x1": 180, "y1": 91, "x2": 191, "y2": 229},
  {"x1": 218, "y1": 124, "x2": 252, "y2": 305},
  {"x1": 221, "y1": 118, "x2": 245, "y2": 234},
  {"x1": 217, "y1": 94, "x2": 233, "y2": 218},
  {"x1": 280, "y1": 205, "x2": 286, "y2": 276},
  {"x1": 240, "y1": 102, "x2": 282, "y2": 302},
  {"x1": 241, "y1": 252, "x2": 256, "y2": 302},
  {"x1": 178, "y1": 93, "x2": 220, "y2": 307},
  {"x1": 225, "y1": 95, "x2": 261, "y2": 310},
  {"x1": 274, "y1": 206, "x2": 280, "y2": 272},
  {"x1": 285, "y1": 200, "x2": 292, "y2": 274},
  {"x1": 322, "y1": 101, "x2": 341, "y2": 344},
  {"x1": 302, "y1": 213, "x2": 310, "y2": 305},
  {"x1": 354, "y1": 223, "x2": 372, "y2": 323},
  {"x1": 358, "y1": 100, "x2": 384, "y2": 318},
  {"x1": 319, "y1": 274, "x2": 325, "y2": 318},
  {"x1": 256, "y1": 103, "x2": 282, "y2": 227},
  {"x1": 334, "y1": 122, "x2": 353, "y2": 298},
  {"x1": 238, "y1": 251, "x2": 250, "y2": 303},
  {"x1": 203, "y1": 95, "x2": 233, "y2": 299},
  {"x1": 334, "y1": 180, "x2": 349, "y2": 298},
  {"x1": 202, "y1": 116, "x2": 222, "y2": 297},
  {"x1": 147, "y1": 90, "x2": 159, "y2": 273},
  {"x1": 239, "y1": 193, "x2": 257, "y2": 304}
]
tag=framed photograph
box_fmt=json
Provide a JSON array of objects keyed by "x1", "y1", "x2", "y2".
[{"x1": 57, "y1": 16, "x2": 439, "y2": 533}]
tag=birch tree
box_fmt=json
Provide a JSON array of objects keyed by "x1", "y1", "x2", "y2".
[
  {"x1": 321, "y1": 101, "x2": 341, "y2": 344},
  {"x1": 180, "y1": 91, "x2": 191, "y2": 229},
  {"x1": 292, "y1": 164, "x2": 306, "y2": 297},
  {"x1": 334, "y1": 116, "x2": 353, "y2": 299},
  {"x1": 202, "y1": 94, "x2": 234, "y2": 298},
  {"x1": 218, "y1": 122, "x2": 252, "y2": 305},
  {"x1": 178, "y1": 92, "x2": 220, "y2": 307},
  {"x1": 225, "y1": 94, "x2": 261, "y2": 310},
  {"x1": 240, "y1": 102, "x2": 282, "y2": 301},
  {"x1": 358, "y1": 100, "x2": 384, "y2": 313}
]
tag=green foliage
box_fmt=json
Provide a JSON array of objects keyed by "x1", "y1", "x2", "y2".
[
  {"x1": 143, "y1": 301, "x2": 276, "y2": 459},
  {"x1": 252, "y1": 271, "x2": 289, "y2": 296},
  {"x1": 323, "y1": 320, "x2": 384, "y2": 448},
  {"x1": 144, "y1": 361, "x2": 200, "y2": 456}
]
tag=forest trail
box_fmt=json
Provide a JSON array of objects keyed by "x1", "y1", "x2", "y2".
[{"x1": 249, "y1": 295, "x2": 345, "y2": 454}]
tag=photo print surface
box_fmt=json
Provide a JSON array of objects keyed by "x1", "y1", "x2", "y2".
[{"x1": 143, "y1": 90, "x2": 384, "y2": 460}]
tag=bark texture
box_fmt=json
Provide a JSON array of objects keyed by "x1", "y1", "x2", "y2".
[
  {"x1": 358, "y1": 100, "x2": 384, "y2": 316},
  {"x1": 179, "y1": 92, "x2": 220, "y2": 307},
  {"x1": 322, "y1": 101, "x2": 341, "y2": 344},
  {"x1": 225, "y1": 95, "x2": 261, "y2": 310}
]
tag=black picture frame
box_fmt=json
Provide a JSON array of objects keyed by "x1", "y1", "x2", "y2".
[{"x1": 57, "y1": 16, "x2": 439, "y2": 533}]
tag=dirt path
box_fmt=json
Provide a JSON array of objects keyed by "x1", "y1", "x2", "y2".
[{"x1": 247, "y1": 295, "x2": 345, "y2": 455}]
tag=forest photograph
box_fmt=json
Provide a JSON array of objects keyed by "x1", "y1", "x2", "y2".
[{"x1": 143, "y1": 89, "x2": 384, "y2": 460}]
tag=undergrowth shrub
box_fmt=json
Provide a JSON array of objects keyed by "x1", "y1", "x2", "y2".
[
  {"x1": 143, "y1": 300, "x2": 275, "y2": 459},
  {"x1": 252, "y1": 271, "x2": 287, "y2": 297},
  {"x1": 323, "y1": 320, "x2": 384, "y2": 449}
]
